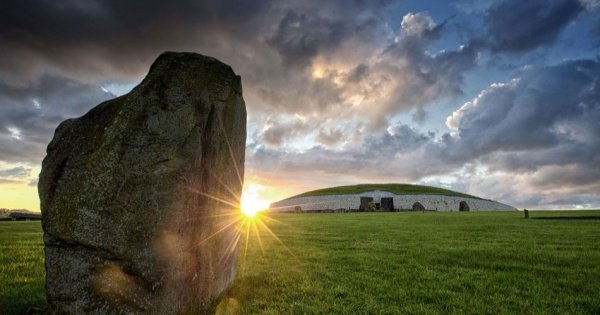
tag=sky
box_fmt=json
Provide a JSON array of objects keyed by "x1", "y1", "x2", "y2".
[{"x1": 1, "y1": 0, "x2": 600, "y2": 211}]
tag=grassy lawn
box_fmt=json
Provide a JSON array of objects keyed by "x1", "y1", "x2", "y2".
[
  {"x1": 285, "y1": 183, "x2": 483, "y2": 200},
  {"x1": 0, "y1": 221, "x2": 45, "y2": 315},
  {"x1": 2, "y1": 211, "x2": 600, "y2": 314}
]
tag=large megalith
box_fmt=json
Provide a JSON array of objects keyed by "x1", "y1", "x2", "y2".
[{"x1": 39, "y1": 52, "x2": 246, "y2": 314}]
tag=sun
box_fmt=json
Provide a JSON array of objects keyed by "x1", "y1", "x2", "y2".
[{"x1": 240, "y1": 183, "x2": 269, "y2": 218}]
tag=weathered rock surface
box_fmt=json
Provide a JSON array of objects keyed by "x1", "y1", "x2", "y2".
[{"x1": 39, "y1": 52, "x2": 246, "y2": 314}]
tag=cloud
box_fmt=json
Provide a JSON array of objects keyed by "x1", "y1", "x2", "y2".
[
  {"x1": 246, "y1": 57, "x2": 600, "y2": 208},
  {"x1": 1, "y1": 1, "x2": 598, "y2": 208},
  {"x1": 486, "y1": 0, "x2": 584, "y2": 52},
  {"x1": 441, "y1": 58, "x2": 600, "y2": 199},
  {"x1": 363, "y1": 125, "x2": 433, "y2": 156},
  {"x1": 244, "y1": 10, "x2": 480, "y2": 146},
  {"x1": 0, "y1": 166, "x2": 30, "y2": 178},
  {"x1": 0, "y1": 2, "x2": 476, "y2": 128},
  {"x1": 247, "y1": 123, "x2": 436, "y2": 185},
  {"x1": 447, "y1": 59, "x2": 600, "y2": 161},
  {"x1": 580, "y1": 0, "x2": 600, "y2": 10},
  {"x1": 365, "y1": 12, "x2": 477, "y2": 125},
  {"x1": 0, "y1": 74, "x2": 114, "y2": 163},
  {"x1": 346, "y1": 64, "x2": 369, "y2": 83},
  {"x1": 316, "y1": 128, "x2": 344, "y2": 147},
  {"x1": 0, "y1": 0, "x2": 272, "y2": 83},
  {"x1": 306, "y1": 11, "x2": 479, "y2": 129},
  {"x1": 399, "y1": 12, "x2": 438, "y2": 37},
  {"x1": 261, "y1": 122, "x2": 302, "y2": 147},
  {"x1": 1, "y1": 3, "x2": 480, "y2": 171},
  {"x1": 0, "y1": 0, "x2": 390, "y2": 93},
  {"x1": 0, "y1": 166, "x2": 32, "y2": 185},
  {"x1": 267, "y1": 11, "x2": 351, "y2": 69},
  {"x1": 253, "y1": 53, "x2": 600, "y2": 196}
]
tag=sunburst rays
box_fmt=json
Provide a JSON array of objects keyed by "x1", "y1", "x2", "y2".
[{"x1": 181, "y1": 112, "x2": 308, "y2": 265}]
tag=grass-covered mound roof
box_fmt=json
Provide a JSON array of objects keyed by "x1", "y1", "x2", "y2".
[{"x1": 283, "y1": 183, "x2": 485, "y2": 201}]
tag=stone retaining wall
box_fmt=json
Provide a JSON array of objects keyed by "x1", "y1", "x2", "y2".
[{"x1": 270, "y1": 190, "x2": 516, "y2": 212}]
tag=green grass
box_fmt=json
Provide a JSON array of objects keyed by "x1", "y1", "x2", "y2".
[
  {"x1": 283, "y1": 183, "x2": 484, "y2": 200},
  {"x1": 2, "y1": 211, "x2": 600, "y2": 314},
  {"x1": 0, "y1": 221, "x2": 45, "y2": 314}
]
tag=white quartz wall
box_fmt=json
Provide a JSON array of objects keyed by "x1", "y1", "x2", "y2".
[
  {"x1": 391, "y1": 195, "x2": 516, "y2": 211},
  {"x1": 270, "y1": 190, "x2": 516, "y2": 212}
]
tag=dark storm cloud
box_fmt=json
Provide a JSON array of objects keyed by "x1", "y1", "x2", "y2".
[
  {"x1": 0, "y1": 2, "x2": 477, "y2": 144},
  {"x1": 0, "y1": 0, "x2": 403, "y2": 168},
  {"x1": 486, "y1": 0, "x2": 584, "y2": 52},
  {"x1": 0, "y1": 74, "x2": 114, "y2": 163},
  {"x1": 4, "y1": 0, "x2": 407, "y2": 134},
  {"x1": 0, "y1": 0, "x2": 272, "y2": 82},
  {"x1": 0, "y1": 0, "x2": 391, "y2": 83},
  {"x1": 268, "y1": 11, "x2": 350, "y2": 69},
  {"x1": 346, "y1": 64, "x2": 369, "y2": 83},
  {"x1": 266, "y1": 0, "x2": 391, "y2": 69},
  {"x1": 447, "y1": 59, "x2": 600, "y2": 165}
]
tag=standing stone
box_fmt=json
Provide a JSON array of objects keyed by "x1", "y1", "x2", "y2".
[{"x1": 39, "y1": 52, "x2": 246, "y2": 314}]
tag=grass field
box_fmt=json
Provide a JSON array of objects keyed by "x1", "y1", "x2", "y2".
[
  {"x1": 0, "y1": 221, "x2": 45, "y2": 315},
  {"x1": 284, "y1": 183, "x2": 484, "y2": 200},
  {"x1": 2, "y1": 211, "x2": 600, "y2": 314}
]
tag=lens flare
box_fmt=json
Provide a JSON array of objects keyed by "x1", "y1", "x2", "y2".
[{"x1": 240, "y1": 183, "x2": 269, "y2": 218}]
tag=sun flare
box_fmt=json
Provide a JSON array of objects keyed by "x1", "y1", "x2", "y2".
[{"x1": 240, "y1": 183, "x2": 269, "y2": 218}]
